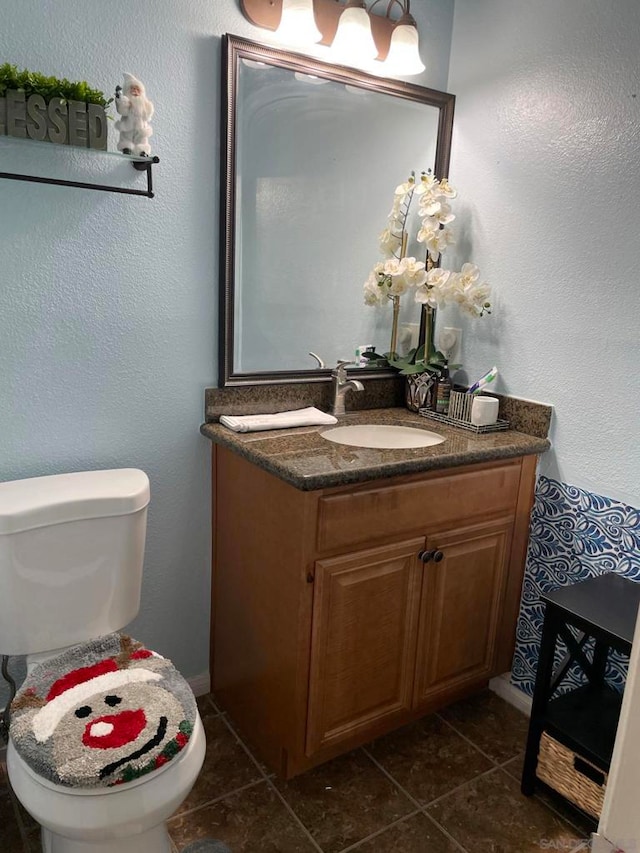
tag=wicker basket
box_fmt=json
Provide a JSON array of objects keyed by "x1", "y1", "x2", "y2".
[{"x1": 536, "y1": 732, "x2": 607, "y2": 819}]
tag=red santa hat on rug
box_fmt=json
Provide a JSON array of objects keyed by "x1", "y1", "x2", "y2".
[{"x1": 32, "y1": 650, "x2": 160, "y2": 744}]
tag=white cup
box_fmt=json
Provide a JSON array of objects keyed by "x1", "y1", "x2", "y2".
[{"x1": 471, "y1": 395, "x2": 499, "y2": 426}]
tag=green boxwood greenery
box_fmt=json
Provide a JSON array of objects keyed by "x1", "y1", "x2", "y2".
[{"x1": 0, "y1": 63, "x2": 112, "y2": 108}]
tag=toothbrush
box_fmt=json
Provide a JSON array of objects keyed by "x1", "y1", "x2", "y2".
[{"x1": 467, "y1": 366, "x2": 498, "y2": 395}]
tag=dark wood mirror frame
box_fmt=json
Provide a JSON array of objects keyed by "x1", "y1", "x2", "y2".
[{"x1": 219, "y1": 33, "x2": 455, "y2": 387}]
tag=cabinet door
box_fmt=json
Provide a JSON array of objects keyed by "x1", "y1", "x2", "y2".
[
  {"x1": 413, "y1": 519, "x2": 512, "y2": 708},
  {"x1": 306, "y1": 538, "x2": 425, "y2": 756}
]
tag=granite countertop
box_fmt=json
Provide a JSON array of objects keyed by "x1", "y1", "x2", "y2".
[{"x1": 200, "y1": 407, "x2": 550, "y2": 491}]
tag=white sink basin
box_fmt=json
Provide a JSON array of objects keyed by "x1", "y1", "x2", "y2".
[{"x1": 321, "y1": 424, "x2": 445, "y2": 449}]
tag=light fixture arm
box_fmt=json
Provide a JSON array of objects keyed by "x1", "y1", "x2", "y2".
[{"x1": 368, "y1": 0, "x2": 413, "y2": 21}]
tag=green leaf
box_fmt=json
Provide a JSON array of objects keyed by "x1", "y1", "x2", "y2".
[
  {"x1": 362, "y1": 354, "x2": 389, "y2": 368},
  {"x1": 387, "y1": 355, "x2": 414, "y2": 370},
  {"x1": 414, "y1": 344, "x2": 427, "y2": 363},
  {"x1": 404, "y1": 347, "x2": 418, "y2": 362},
  {"x1": 400, "y1": 363, "x2": 432, "y2": 375}
]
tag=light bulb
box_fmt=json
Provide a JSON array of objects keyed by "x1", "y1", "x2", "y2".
[
  {"x1": 383, "y1": 21, "x2": 425, "y2": 76},
  {"x1": 331, "y1": 5, "x2": 378, "y2": 65},
  {"x1": 275, "y1": 0, "x2": 322, "y2": 46}
]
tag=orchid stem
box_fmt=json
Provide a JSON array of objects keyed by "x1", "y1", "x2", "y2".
[{"x1": 389, "y1": 295, "x2": 400, "y2": 357}]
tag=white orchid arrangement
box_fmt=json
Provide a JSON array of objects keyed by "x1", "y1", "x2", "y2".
[
  {"x1": 414, "y1": 173, "x2": 491, "y2": 318},
  {"x1": 363, "y1": 171, "x2": 492, "y2": 318},
  {"x1": 363, "y1": 174, "x2": 428, "y2": 308}
]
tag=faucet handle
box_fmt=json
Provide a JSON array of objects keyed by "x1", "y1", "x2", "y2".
[{"x1": 333, "y1": 359, "x2": 354, "y2": 380}]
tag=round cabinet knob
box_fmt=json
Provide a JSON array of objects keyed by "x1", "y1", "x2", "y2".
[
  {"x1": 433, "y1": 550, "x2": 444, "y2": 563},
  {"x1": 418, "y1": 550, "x2": 435, "y2": 563}
]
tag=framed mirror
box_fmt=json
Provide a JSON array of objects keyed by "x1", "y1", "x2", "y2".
[{"x1": 219, "y1": 34, "x2": 455, "y2": 386}]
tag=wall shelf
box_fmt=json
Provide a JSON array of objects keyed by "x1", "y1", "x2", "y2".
[{"x1": 0, "y1": 135, "x2": 159, "y2": 197}]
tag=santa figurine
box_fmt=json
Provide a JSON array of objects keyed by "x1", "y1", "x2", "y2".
[{"x1": 114, "y1": 73, "x2": 154, "y2": 156}]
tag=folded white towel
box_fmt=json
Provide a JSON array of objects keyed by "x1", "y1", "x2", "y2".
[{"x1": 219, "y1": 407, "x2": 338, "y2": 434}]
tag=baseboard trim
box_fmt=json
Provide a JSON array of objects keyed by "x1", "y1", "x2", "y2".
[
  {"x1": 489, "y1": 672, "x2": 532, "y2": 716},
  {"x1": 589, "y1": 834, "x2": 616, "y2": 853},
  {"x1": 187, "y1": 671, "x2": 211, "y2": 698}
]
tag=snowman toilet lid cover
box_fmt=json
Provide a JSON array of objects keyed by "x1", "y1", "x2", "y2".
[{"x1": 10, "y1": 633, "x2": 197, "y2": 789}]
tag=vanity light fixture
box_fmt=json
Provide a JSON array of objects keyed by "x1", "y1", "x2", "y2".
[
  {"x1": 239, "y1": 0, "x2": 426, "y2": 76},
  {"x1": 331, "y1": 0, "x2": 378, "y2": 64},
  {"x1": 275, "y1": 0, "x2": 322, "y2": 45},
  {"x1": 381, "y1": 3, "x2": 425, "y2": 75}
]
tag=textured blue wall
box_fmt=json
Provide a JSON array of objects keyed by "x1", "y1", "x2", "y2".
[
  {"x1": 447, "y1": 0, "x2": 640, "y2": 692},
  {"x1": 0, "y1": 0, "x2": 454, "y2": 707},
  {"x1": 446, "y1": 0, "x2": 640, "y2": 511}
]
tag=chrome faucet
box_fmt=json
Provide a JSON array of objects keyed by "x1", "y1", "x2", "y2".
[{"x1": 331, "y1": 360, "x2": 364, "y2": 417}]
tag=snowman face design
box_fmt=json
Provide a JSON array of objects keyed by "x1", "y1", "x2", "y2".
[{"x1": 50, "y1": 682, "x2": 185, "y2": 784}]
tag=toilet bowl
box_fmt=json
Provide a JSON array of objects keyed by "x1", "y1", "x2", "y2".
[
  {"x1": 0, "y1": 469, "x2": 206, "y2": 853},
  {"x1": 7, "y1": 712, "x2": 205, "y2": 853}
]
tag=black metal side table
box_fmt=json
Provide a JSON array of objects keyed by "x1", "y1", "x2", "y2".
[{"x1": 521, "y1": 573, "x2": 640, "y2": 813}]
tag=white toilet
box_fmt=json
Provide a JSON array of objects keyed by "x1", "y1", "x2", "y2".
[{"x1": 0, "y1": 469, "x2": 206, "y2": 853}]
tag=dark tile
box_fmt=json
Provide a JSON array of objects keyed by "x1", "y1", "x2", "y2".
[
  {"x1": 222, "y1": 713, "x2": 271, "y2": 775},
  {"x1": 367, "y1": 714, "x2": 493, "y2": 805},
  {"x1": 352, "y1": 812, "x2": 459, "y2": 852},
  {"x1": 175, "y1": 715, "x2": 262, "y2": 815},
  {"x1": 502, "y1": 752, "x2": 524, "y2": 781},
  {"x1": 503, "y1": 754, "x2": 595, "y2": 839},
  {"x1": 534, "y1": 786, "x2": 595, "y2": 842},
  {"x1": 274, "y1": 750, "x2": 414, "y2": 853},
  {"x1": 168, "y1": 781, "x2": 316, "y2": 852},
  {"x1": 196, "y1": 693, "x2": 219, "y2": 716},
  {"x1": 439, "y1": 689, "x2": 529, "y2": 763},
  {"x1": 428, "y1": 769, "x2": 583, "y2": 853},
  {"x1": 25, "y1": 829, "x2": 43, "y2": 852},
  {"x1": 0, "y1": 790, "x2": 24, "y2": 852}
]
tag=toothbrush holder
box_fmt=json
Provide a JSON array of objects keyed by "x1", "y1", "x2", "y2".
[{"x1": 448, "y1": 390, "x2": 474, "y2": 423}]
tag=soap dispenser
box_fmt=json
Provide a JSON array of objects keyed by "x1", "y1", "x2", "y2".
[{"x1": 435, "y1": 362, "x2": 451, "y2": 414}]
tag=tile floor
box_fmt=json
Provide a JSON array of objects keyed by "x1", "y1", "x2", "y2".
[{"x1": 0, "y1": 690, "x2": 595, "y2": 852}]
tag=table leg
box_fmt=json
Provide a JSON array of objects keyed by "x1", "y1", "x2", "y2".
[
  {"x1": 522, "y1": 607, "x2": 560, "y2": 796},
  {"x1": 591, "y1": 639, "x2": 609, "y2": 688}
]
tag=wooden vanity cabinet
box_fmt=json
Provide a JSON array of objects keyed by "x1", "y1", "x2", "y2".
[
  {"x1": 211, "y1": 445, "x2": 537, "y2": 778},
  {"x1": 306, "y1": 537, "x2": 425, "y2": 756}
]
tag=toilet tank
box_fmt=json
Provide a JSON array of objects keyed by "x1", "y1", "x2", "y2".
[{"x1": 0, "y1": 469, "x2": 150, "y2": 656}]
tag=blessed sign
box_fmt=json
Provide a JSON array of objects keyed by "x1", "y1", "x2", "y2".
[{"x1": 0, "y1": 90, "x2": 107, "y2": 150}]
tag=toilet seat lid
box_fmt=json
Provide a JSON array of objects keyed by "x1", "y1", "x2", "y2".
[{"x1": 10, "y1": 634, "x2": 197, "y2": 789}]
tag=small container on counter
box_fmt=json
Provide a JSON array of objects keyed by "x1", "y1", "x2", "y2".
[{"x1": 435, "y1": 362, "x2": 451, "y2": 414}]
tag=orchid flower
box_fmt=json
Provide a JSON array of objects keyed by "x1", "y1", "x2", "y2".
[
  {"x1": 379, "y1": 227, "x2": 402, "y2": 257},
  {"x1": 365, "y1": 171, "x2": 491, "y2": 332},
  {"x1": 413, "y1": 172, "x2": 439, "y2": 196},
  {"x1": 437, "y1": 178, "x2": 458, "y2": 199},
  {"x1": 415, "y1": 268, "x2": 452, "y2": 308},
  {"x1": 394, "y1": 176, "x2": 415, "y2": 198},
  {"x1": 418, "y1": 199, "x2": 455, "y2": 225}
]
